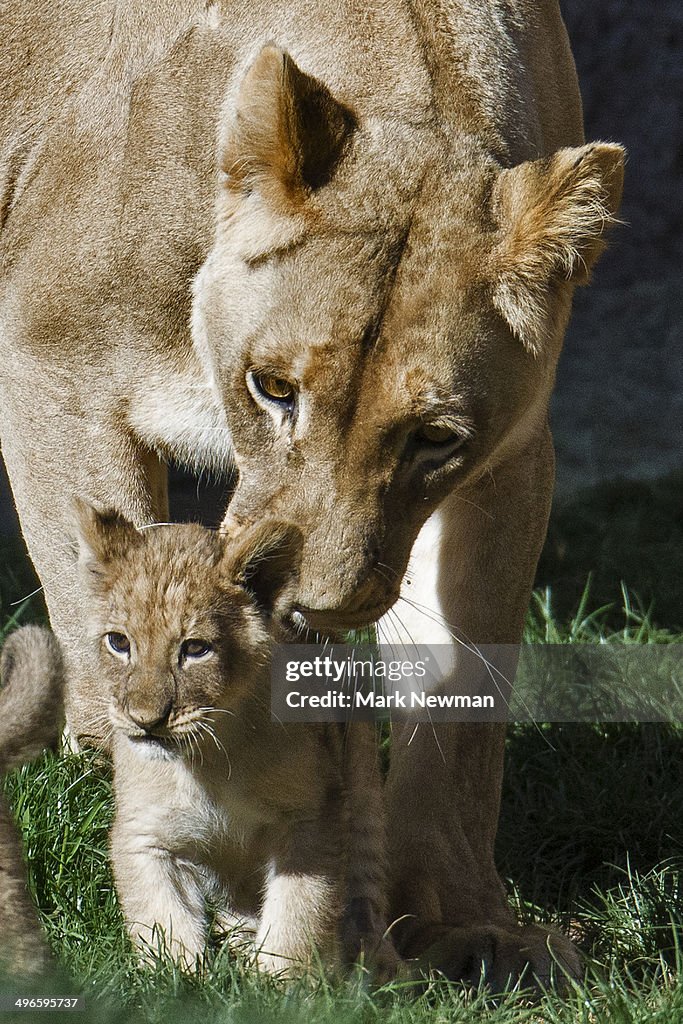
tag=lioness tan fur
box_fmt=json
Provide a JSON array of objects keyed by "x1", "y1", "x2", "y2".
[
  {"x1": 0, "y1": 1, "x2": 622, "y2": 985},
  {"x1": 75, "y1": 502, "x2": 396, "y2": 977},
  {"x1": 0, "y1": 627, "x2": 64, "y2": 975}
]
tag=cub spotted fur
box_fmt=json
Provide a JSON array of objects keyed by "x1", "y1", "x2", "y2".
[
  {"x1": 0, "y1": 626, "x2": 64, "y2": 975},
  {"x1": 75, "y1": 502, "x2": 396, "y2": 977}
]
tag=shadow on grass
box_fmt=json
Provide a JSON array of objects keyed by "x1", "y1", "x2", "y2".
[
  {"x1": 538, "y1": 471, "x2": 683, "y2": 631},
  {"x1": 499, "y1": 721, "x2": 683, "y2": 907},
  {"x1": 502, "y1": 474, "x2": 683, "y2": 962}
]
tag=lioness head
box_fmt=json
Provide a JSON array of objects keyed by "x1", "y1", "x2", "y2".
[{"x1": 192, "y1": 45, "x2": 624, "y2": 629}]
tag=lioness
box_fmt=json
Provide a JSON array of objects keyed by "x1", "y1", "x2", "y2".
[{"x1": 0, "y1": 0, "x2": 623, "y2": 987}]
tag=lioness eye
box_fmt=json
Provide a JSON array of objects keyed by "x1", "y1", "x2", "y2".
[
  {"x1": 105, "y1": 632, "x2": 131, "y2": 657},
  {"x1": 251, "y1": 371, "x2": 296, "y2": 406},
  {"x1": 181, "y1": 639, "x2": 213, "y2": 661},
  {"x1": 415, "y1": 423, "x2": 465, "y2": 447}
]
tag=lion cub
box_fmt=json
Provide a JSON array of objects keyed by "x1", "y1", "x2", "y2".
[
  {"x1": 74, "y1": 502, "x2": 395, "y2": 978},
  {"x1": 0, "y1": 626, "x2": 64, "y2": 975}
]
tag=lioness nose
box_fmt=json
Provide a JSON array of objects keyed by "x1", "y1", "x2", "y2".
[{"x1": 126, "y1": 698, "x2": 173, "y2": 733}]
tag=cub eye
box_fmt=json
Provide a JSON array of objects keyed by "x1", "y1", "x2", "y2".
[
  {"x1": 251, "y1": 371, "x2": 296, "y2": 406},
  {"x1": 105, "y1": 632, "x2": 131, "y2": 657},
  {"x1": 415, "y1": 423, "x2": 465, "y2": 447},
  {"x1": 180, "y1": 639, "x2": 214, "y2": 662}
]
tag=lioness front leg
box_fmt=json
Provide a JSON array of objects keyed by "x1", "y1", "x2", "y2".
[{"x1": 382, "y1": 425, "x2": 580, "y2": 988}]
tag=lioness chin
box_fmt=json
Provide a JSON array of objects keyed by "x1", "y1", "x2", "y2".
[{"x1": 0, "y1": 0, "x2": 622, "y2": 988}]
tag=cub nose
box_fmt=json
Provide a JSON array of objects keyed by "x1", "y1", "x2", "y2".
[{"x1": 126, "y1": 698, "x2": 173, "y2": 733}]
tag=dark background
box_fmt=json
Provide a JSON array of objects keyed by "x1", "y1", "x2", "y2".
[
  {"x1": 552, "y1": 0, "x2": 682, "y2": 495},
  {"x1": 1, "y1": 0, "x2": 681, "y2": 538}
]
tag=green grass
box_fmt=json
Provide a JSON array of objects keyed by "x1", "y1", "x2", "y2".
[
  {"x1": 1, "y1": 476, "x2": 682, "y2": 1022},
  {"x1": 4, "y1": 688, "x2": 683, "y2": 1023}
]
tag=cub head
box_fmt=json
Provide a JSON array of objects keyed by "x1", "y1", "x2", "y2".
[
  {"x1": 74, "y1": 499, "x2": 301, "y2": 748},
  {"x1": 192, "y1": 44, "x2": 625, "y2": 629}
]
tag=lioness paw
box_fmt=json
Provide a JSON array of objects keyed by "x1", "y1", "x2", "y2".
[{"x1": 407, "y1": 922, "x2": 580, "y2": 994}]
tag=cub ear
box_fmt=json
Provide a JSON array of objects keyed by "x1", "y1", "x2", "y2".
[
  {"x1": 226, "y1": 521, "x2": 303, "y2": 616},
  {"x1": 220, "y1": 43, "x2": 356, "y2": 210},
  {"x1": 490, "y1": 142, "x2": 625, "y2": 355},
  {"x1": 73, "y1": 499, "x2": 141, "y2": 589}
]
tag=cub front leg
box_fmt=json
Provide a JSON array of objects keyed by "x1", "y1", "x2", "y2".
[
  {"x1": 256, "y1": 813, "x2": 343, "y2": 977},
  {"x1": 111, "y1": 819, "x2": 208, "y2": 971},
  {"x1": 256, "y1": 870, "x2": 340, "y2": 976}
]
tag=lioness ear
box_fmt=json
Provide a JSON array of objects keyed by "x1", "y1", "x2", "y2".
[
  {"x1": 73, "y1": 499, "x2": 141, "y2": 589},
  {"x1": 221, "y1": 43, "x2": 356, "y2": 209},
  {"x1": 227, "y1": 521, "x2": 303, "y2": 615},
  {"x1": 490, "y1": 143, "x2": 625, "y2": 354}
]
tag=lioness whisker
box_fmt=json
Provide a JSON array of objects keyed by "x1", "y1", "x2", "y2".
[
  {"x1": 397, "y1": 594, "x2": 515, "y2": 709},
  {"x1": 385, "y1": 603, "x2": 446, "y2": 765},
  {"x1": 395, "y1": 595, "x2": 551, "y2": 745},
  {"x1": 375, "y1": 618, "x2": 399, "y2": 664}
]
